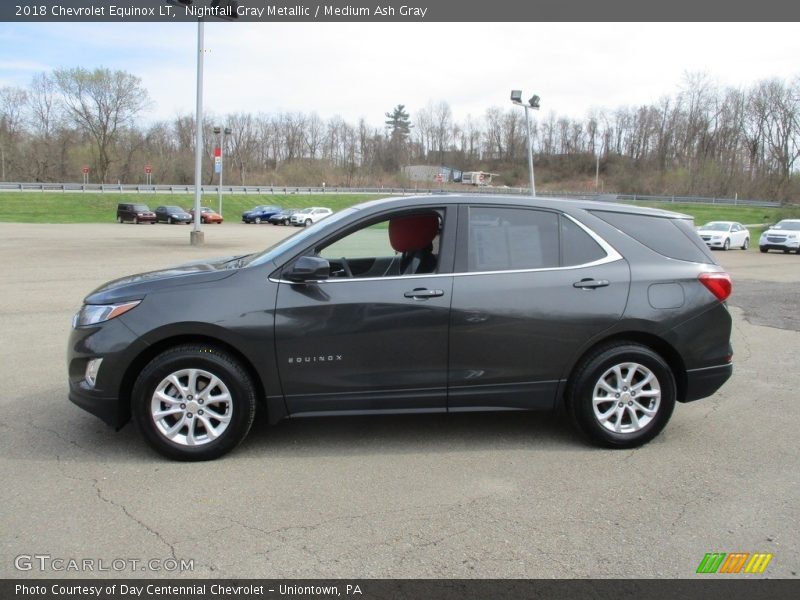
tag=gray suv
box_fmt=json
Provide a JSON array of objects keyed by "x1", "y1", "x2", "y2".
[{"x1": 69, "y1": 195, "x2": 733, "y2": 460}]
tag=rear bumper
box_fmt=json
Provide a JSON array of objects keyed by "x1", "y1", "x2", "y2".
[{"x1": 682, "y1": 363, "x2": 733, "y2": 403}]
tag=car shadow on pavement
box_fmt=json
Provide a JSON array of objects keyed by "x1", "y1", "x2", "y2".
[
  {"x1": 9, "y1": 391, "x2": 581, "y2": 463},
  {"x1": 236, "y1": 409, "x2": 580, "y2": 458}
]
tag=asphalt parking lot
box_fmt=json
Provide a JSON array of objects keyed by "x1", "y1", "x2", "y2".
[{"x1": 0, "y1": 221, "x2": 798, "y2": 579}]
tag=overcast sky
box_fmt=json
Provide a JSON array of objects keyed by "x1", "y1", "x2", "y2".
[{"x1": 1, "y1": 22, "x2": 798, "y2": 126}]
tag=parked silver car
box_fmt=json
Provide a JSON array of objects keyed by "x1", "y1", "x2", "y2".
[{"x1": 759, "y1": 219, "x2": 800, "y2": 254}]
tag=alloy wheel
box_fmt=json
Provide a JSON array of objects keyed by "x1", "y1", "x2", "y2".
[
  {"x1": 150, "y1": 368, "x2": 233, "y2": 447},
  {"x1": 591, "y1": 362, "x2": 661, "y2": 434}
]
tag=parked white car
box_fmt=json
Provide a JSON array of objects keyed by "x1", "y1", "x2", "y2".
[
  {"x1": 696, "y1": 221, "x2": 750, "y2": 250},
  {"x1": 290, "y1": 207, "x2": 333, "y2": 227},
  {"x1": 759, "y1": 219, "x2": 800, "y2": 254}
]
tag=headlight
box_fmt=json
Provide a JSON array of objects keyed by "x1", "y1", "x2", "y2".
[
  {"x1": 788, "y1": 234, "x2": 797, "y2": 239},
  {"x1": 74, "y1": 300, "x2": 141, "y2": 327}
]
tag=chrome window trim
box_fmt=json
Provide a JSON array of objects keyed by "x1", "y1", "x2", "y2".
[{"x1": 270, "y1": 212, "x2": 623, "y2": 285}]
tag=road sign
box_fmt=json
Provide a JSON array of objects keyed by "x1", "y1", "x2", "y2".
[
  {"x1": 144, "y1": 165, "x2": 152, "y2": 174},
  {"x1": 81, "y1": 166, "x2": 89, "y2": 174},
  {"x1": 435, "y1": 173, "x2": 444, "y2": 183}
]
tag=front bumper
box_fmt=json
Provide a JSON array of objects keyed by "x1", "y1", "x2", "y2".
[
  {"x1": 67, "y1": 317, "x2": 148, "y2": 428},
  {"x1": 682, "y1": 363, "x2": 733, "y2": 402},
  {"x1": 760, "y1": 240, "x2": 800, "y2": 251}
]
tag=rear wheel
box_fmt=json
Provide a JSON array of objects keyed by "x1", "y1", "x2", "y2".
[
  {"x1": 117, "y1": 216, "x2": 123, "y2": 224},
  {"x1": 741, "y1": 237, "x2": 749, "y2": 250},
  {"x1": 132, "y1": 345, "x2": 257, "y2": 461},
  {"x1": 567, "y1": 343, "x2": 676, "y2": 448}
]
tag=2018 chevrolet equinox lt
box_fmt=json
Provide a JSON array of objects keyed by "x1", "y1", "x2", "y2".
[{"x1": 68, "y1": 195, "x2": 733, "y2": 460}]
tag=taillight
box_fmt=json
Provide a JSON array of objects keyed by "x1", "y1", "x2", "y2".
[{"x1": 699, "y1": 272, "x2": 732, "y2": 302}]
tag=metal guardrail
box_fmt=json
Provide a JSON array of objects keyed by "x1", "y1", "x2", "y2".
[
  {"x1": 0, "y1": 181, "x2": 784, "y2": 207},
  {"x1": 616, "y1": 193, "x2": 781, "y2": 208}
]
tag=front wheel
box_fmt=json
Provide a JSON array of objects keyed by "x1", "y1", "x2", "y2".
[
  {"x1": 741, "y1": 237, "x2": 749, "y2": 250},
  {"x1": 760, "y1": 246, "x2": 768, "y2": 253},
  {"x1": 168, "y1": 217, "x2": 173, "y2": 224},
  {"x1": 133, "y1": 216, "x2": 139, "y2": 224},
  {"x1": 567, "y1": 343, "x2": 676, "y2": 448},
  {"x1": 254, "y1": 217, "x2": 262, "y2": 224},
  {"x1": 132, "y1": 345, "x2": 257, "y2": 461},
  {"x1": 304, "y1": 219, "x2": 312, "y2": 227},
  {"x1": 722, "y1": 238, "x2": 730, "y2": 251}
]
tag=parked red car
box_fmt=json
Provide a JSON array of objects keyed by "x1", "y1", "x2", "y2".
[{"x1": 189, "y1": 207, "x2": 224, "y2": 224}]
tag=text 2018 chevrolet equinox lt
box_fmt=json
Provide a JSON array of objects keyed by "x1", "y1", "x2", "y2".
[{"x1": 68, "y1": 196, "x2": 733, "y2": 460}]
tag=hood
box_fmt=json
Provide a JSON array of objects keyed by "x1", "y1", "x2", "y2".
[
  {"x1": 696, "y1": 228, "x2": 727, "y2": 235},
  {"x1": 763, "y1": 226, "x2": 798, "y2": 235},
  {"x1": 84, "y1": 255, "x2": 244, "y2": 305}
]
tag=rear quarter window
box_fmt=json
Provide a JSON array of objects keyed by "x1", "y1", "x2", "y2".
[{"x1": 591, "y1": 210, "x2": 715, "y2": 264}]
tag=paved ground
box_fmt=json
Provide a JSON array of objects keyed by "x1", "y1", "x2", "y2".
[{"x1": 0, "y1": 222, "x2": 797, "y2": 579}]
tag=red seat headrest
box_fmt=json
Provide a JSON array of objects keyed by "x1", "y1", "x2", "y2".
[{"x1": 389, "y1": 215, "x2": 439, "y2": 253}]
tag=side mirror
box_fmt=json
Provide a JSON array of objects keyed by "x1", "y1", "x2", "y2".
[{"x1": 285, "y1": 256, "x2": 330, "y2": 283}]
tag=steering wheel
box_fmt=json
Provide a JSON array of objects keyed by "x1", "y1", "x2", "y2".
[{"x1": 339, "y1": 257, "x2": 353, "y2": 278}]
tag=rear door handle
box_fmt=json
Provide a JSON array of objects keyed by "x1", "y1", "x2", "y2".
[
  {"x1": 573, "y1": 278, "x2": 609, "y2": 289},
  {"x1": 404, "y1": 288, "x2": 444, "y2": 299}
]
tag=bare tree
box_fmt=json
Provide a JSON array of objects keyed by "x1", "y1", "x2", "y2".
[{"x1": 53, "y1": 67, "x2": 149, "y2": 182}]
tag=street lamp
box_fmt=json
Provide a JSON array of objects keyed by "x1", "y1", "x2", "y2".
[
  {"x1": 213, "y1": 126, "x2": 231, "y2": 217},
  {"x1": 511, "y1": 90, "x2": 540, "y2": 197}
]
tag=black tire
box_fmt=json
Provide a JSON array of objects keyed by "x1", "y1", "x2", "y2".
[
  {"x1": 133, "y1": 216, "x2": 139, "y2": 224},
  {"x1": 168, "y1": 217, "x2": 173, "y2": 224},
  {"x1": 722, "y1": 238, "x2": 730, "y2": 251},
  {"x1": 304, "y1": 219, "x2": 312, "y2": 227},
  {"x1": 741, "y1": 237, "x2": 749, "y2": 250},
  {"x1": 254, "y1": 217, "x2": 262, "y2": 224},
  {"x1": 567, "y1": 343, "x2": 676, "y2": 449},
  {"x1": 783, "y1": 249, "x2": 790, "y2": 254},
  {"x1": 760, "y1": 246, "x2": 768, "y2": 253},
  {"x1": 132, "y1": 344, "x2": 257, "y2": 461}
]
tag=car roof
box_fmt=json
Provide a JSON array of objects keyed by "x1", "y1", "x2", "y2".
[
  {"x1": 350, "y1": 194, "x2": 693, "y2": 219},
  {"x1": 700, "y1": 220, "x2": 737, "y2": 225}
]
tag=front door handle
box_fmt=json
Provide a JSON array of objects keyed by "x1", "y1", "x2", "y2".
[
  {"x1": 404, "y1": 288, "x2": 444, "y2": 299},
  {"x1": 573, "y1": 278, "x2": 609, "y2": 289}
]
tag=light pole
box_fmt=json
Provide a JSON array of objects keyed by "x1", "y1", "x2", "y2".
[
  {"x1": 213, "y1": 126, "x2": 231, "y2": 218},
  {"x1": 511, "y1": 90, "x2": 540, "y2": 197},
  {"x1": 189, "y1": 19, "x2": 205, "y2": 245},
  {"x1": 595, "y1": 149, "x2": 601, "y2": 191}
]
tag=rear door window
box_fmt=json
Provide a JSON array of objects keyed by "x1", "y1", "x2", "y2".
[
  {"x1": 560, "y1": 217, "x2": 607, "y2": 266},
  {"x1": 466, "y1": 207, "x2": 559, "y2": 271}
]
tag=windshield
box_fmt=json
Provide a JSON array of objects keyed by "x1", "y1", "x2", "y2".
[
  {"x1": 774, "y1": 221, "x2": 800, "y2": 231},
  {"x1": 133, "y1": 205, "x2": 150, "y2": 212},
  {"x1": 165, "y1": 206, "x2": 183, "y2": 212},
  {"x1": 296, "y1": 208, "x2": 313, "y2": 214},
  {"x1": 245, "y1": 208, "x2": 357, "y2": 268},
  {"x1": 701, "y1": 222, "x2": 730, "y2": 231}
]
